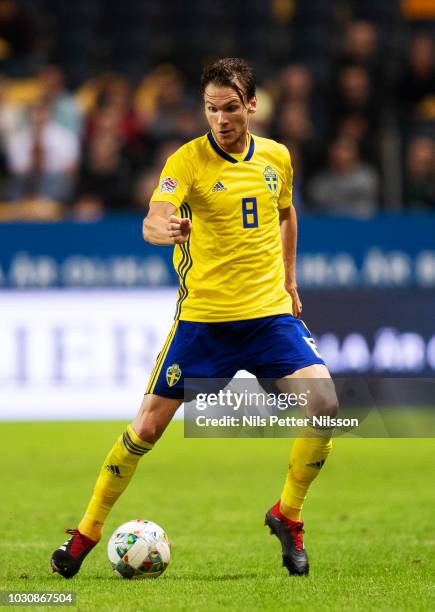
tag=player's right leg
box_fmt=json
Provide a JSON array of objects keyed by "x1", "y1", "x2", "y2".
[
  {"x1": 51, "y1": 318, "x2": 236, "y2": 578},
  {"x1": 50, "y1": 393, "x2": 182, "y2": 578}
]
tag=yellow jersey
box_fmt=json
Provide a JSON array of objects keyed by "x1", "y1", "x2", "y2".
[{"x1": 151, "y1": 131, "x2": 294, "y2": 322}]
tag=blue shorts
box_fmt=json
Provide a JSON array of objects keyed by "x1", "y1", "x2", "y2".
[{"x1": 145, "y1": 314, "x2": 325, "y2": 399}]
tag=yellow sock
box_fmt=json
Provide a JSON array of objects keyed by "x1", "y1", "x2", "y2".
[
  {"x1": 280, "y1": 427, "x2": 332, "y2": 522},
  {"x1": 78, "y1": 424, "x2": 153, "y2": 541}
]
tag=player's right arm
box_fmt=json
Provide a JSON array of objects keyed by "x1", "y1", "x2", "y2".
[
  {"x1": 142, "y1": 201, "x2": 191, "y2": 245},
  {"x1": 143, "y1": 145, "x2": 194, "y2": 246}
]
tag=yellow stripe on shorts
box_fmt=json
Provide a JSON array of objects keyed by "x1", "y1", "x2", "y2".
[{"x1": 145, "y1": 321, "x2": 179, "y2": 394}]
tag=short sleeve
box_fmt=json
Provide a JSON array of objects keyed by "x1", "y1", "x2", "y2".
[
  {"x1": 150, "y1": 146, "x2": 194, "y2": 209},
  {"x1": 277, "y1": 144, "x2": 293, "y2": 210}
]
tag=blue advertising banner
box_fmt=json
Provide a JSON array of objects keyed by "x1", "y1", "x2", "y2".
[
  {"x1": 0, "y1": 287, "x2": 433, "y2": 420},
  {"x1": 304, "y1": 288, "x2": 435, "y2": 376},
  {"x1": 0, "y1": 216, "x2": 178, "y2": 288},
  {"x1": 0, "y1": 214, "x2": 434, "y2": 288}
]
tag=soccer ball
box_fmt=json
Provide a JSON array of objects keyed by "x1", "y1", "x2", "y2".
[{"x1": 107, "y1": 519, "x2": 171, "y2": 579}]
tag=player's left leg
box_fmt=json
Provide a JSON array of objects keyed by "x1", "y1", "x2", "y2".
[
  {"x1": 244, "y1": 314, "x2": 337, "y2": 575},
  {"x1": 266, "y1": 363, "x2": 338, "y2": 576},
  {"x1": 278, "y1": 364, "x2": 337, "y2": 522}
]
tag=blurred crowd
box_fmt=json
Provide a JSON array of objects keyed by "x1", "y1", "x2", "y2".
[{"x1": 0, "y1": 0, "x2": 433, "y2": 221}]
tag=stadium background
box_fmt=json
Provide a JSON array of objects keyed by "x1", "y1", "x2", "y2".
[{"x1": 0, "y1": 0, "x2": 434, "y2": 419}]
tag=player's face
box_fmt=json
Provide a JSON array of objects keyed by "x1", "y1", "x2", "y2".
[{"x1": 204, "y1": 83, "x2": 256, "y2": 153}]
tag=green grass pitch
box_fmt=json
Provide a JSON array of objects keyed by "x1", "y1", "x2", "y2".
[{"x1": 0, "y1": 421, "x2": 434, "y2": 611}]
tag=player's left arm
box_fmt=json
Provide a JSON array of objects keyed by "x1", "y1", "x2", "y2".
[
  {"x1": 280, "y1": 205, "x2": 302, "y2": 319},
  {"x1": 278, "y1": 143, "x2": 302, "y2": 318}
]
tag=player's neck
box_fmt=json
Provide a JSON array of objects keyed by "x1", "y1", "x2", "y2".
[{"x1": 214, "y1": 131, "x2": 249, "y2": 154}]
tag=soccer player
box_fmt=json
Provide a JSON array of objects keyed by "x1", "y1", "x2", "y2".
[{"x1": 51, "y1": 58, "x2": 338, "y2": 578}]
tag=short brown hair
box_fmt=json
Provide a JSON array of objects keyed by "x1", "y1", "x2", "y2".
[{"x1": 201, "y1": 58, "x2": 256, "y2": 104}]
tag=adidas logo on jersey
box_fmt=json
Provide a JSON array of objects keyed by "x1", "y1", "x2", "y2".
[{"x1": 212, "y1": 181, "x2": 227, "y2": 192}]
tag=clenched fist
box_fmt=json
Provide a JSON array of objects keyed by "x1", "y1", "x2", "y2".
[{"x1": 168, "y1": 215, "x2": 192, "y2": 244}]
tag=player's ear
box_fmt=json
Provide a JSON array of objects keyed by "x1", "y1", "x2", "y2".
[{"x1": 247, "y1": 96, "x2": 257, "y2": 114}]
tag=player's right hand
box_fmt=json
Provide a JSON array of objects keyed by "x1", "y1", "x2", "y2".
[{"x1": 168, "y1": 215, "x2": 192, "y2": 244}]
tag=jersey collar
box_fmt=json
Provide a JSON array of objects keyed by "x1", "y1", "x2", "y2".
[{"x1": 207, "y1": 131, "x2": 255, "y2": 164}]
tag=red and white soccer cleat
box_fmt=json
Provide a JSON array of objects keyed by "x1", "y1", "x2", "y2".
[
  {"x1": 51, "y1": 529, "x2": 98, "y2": 578},
  {"x1": 265, "y1": 501, "x2": 309, "y2": 576}
]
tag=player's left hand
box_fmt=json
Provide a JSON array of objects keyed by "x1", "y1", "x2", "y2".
[{"x1": 286, "y1": 284, "x2": 302, "y2": 319}]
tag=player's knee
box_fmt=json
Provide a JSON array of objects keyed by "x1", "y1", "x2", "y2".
[
  {"x1": 133, "y1": 395, "x2": 180, "y2": 444},
  {"x1": 133, "y1": 419, "x2": 163, "y2": 445},
  {"x1": 310, "y1": 389, "x2": 339, "y2": 419}
]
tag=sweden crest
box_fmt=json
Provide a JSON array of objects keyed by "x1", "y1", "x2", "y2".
[
  {"x1": 263, "y1": 166, "x2": 278, "y2": 194},
  {"x1": 166, "y1": 363, "x2": 182, "y2": 387}
]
